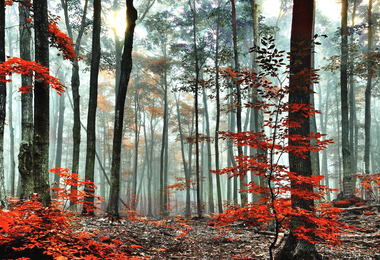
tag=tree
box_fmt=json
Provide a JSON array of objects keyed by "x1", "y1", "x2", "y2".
[
  {"x1": 83, "y1": 0, "x2": 101, "y2": 215},
  {"x1": 276, "y1": 0, "x2": 323, "y2": 259},
  {"x1": 61, "y1": 0, "x2": 89, "y2": 209},
  {"x1": 18, "y1": 0, "x2": 34, "y2": 199},
  {"x1": 340, "y1": 0, "x2": 353, "y2": 198},
  {"x1": 108, "y1": 0, "x2": 138, "y2": 217},
  {"x1": 33, "y1": 0, "x2": 50, "y2": 206},
  {"x1": 364, "y1": 0, "x2": 373, "y2": 177},
  {"x1": 0, "y1": 0, "x2": 7, "y2": 208}
]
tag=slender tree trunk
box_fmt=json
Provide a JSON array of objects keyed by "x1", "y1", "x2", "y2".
[
  {"x1": 349, "y1": 0, "x2": 357, "y2": 184},
  {"x1": 83, "y1": 0, "x2": 101, "y2": 215},
  {"x1": 33, "y1": 0, "x2": 50, "y2": 206},
  {"x1": 214, "y1": 0, "x2": 223, "y2": 212},
  {"x1": 276, "y1": 1, "x2": 322, "y2": 259},
  {"x1": 53, "y1": 94, "x2": 65, "y2": 199},
  {"x1": 340, "y1": 0, "x2": 353, "y2": 198},
  {"x1": 61, "y1": 0, "x2": 89, "y2": 210},
  {"x1": 132, "y1": 89, "x2": 140, "y2": 209},
  {"x1": 190, "y1": 0, "x2": 202, "y2": 218},
  {"x1": 108, "y1": 0, "x2": 137, "y2": 216},
  {"x1": 18, "y1": 0, "x2": 34, "y2": 198},
  {"x1": 175, "y1": 93, "x2": 191, "y2": 217},
  {"x1": 230, "y1": 0, "x2": 246, "y2": 205},
  {"x1": 0, "y1": 0, "x2": 7, "y2": 208},
  {"x1": 364, "y1": 0, "x2": 373, "y2": 177},
  {"x1": 7, "y1": 27, "x2": 15, "y2": 197}
]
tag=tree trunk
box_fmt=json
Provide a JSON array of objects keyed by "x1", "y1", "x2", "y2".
[
  {"x1": 18, "y1": 0, "x2": 34, "y2": 199},
  {"x1": 190, "y1": 0, "x2": 202, "y2": 218},
  {"x1": 175, "y1": 93, "x2": 191, "y2": 218},
  {"x1": 6, "y1": 26, "x2": 15, "y2": 197},
  {"x1": 53, "y1": 93, "x2": 65, "y2": 199},
  {"x1": 61, "y1": 0, "x2": 89, "y2": 210},
  {"x1": 276, "y1": 1, "x2": 323, "y2": 259},
  {"x1": 33, "y1": 0, "x2": 50, "y2": 206},
  {"x1": 83, "y1": 0, "x2": 101, "y2": 215},
  {"x1": 108, "y1": 0, "x2": 137, "y2": 217},
  {"x1": 214, "y1": 0, "x2": 223, "y2": 213},
  {"x1": 340, "y1": 0, "x2": 353, "y2": 198},
  {"x1": 0, "y1": 0, "x2": 7, "y2": 208},
  {"x1": 364, "y1": 0, "x2": 373, "y2": 177},
  {"x1": 132, "y1": 89, "x2": 140, "y2": 210}
]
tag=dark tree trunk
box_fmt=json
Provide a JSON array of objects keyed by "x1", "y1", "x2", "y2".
[
  {"x1": 190, "y1": 0, "x2": 202, "y2": 218},
  {"x1": 18, "y1": 0, "x2": 34, "y2": 199},
  {"x1": 33, "y1": 0, "x2": 50, "y2": 206},
  {"x1": 214, "y1": 0, "x2": 223, "y2": 213},
  {"x1": 340, "y1": 0, "x2": 353, "y2": 198},
  {"x1": 61, "y1": 0, "x2": 89, "y2": 209},
  {"x1": 0, "y1": 0, "x2": 7, "y2": 208},
  {"x1": 364, "y1": 0, "x2": 373, "y2": 177},
  {"x1": 276, "y1": 1, "x2": 323, "y2": 259},
  {"x1": 83, "y1": 0, "x2": 101, "y2": 215},
  {"x1": 108, "y1": 0, "x2": 137, "y2": 216}
]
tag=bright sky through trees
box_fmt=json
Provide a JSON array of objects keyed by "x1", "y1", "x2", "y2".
[{"x1": 262, "y1": 0, "x2": 341, "y2": 21}]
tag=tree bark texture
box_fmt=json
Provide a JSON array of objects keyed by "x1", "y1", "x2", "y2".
[
  {"x1": 0, "y1": 0, "x2": 8, "y2": 208},
  {"x1": 18, "y1": 0, "x2": 34, "y2": 199},
  {"x1": 364, "y1": 0, "x2": 373, "y2": 176},
  {"x1": 276, "y1": 1, "x2": 323, "y2": 259},
  {"x1": 340, "y1": 0, "x2": 353, "y2": 198},
  {"x1": 83, "y1": 0, "x2": 101, "y2": 215},
  {"x1": 33, "y1": 0, "x2": 50, "y2": 206},
  {"x1": 108, "y1": 0, "x2": 137, "y2": 216}
]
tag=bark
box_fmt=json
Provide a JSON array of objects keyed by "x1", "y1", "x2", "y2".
[
  {"x1": 276, "y1": 1, "x2": 323, "y2": 259},
  {"x1": 230, "y1": 0, "x2": 246, "y2": 205},
  {"x1": 214, "y1": 0, "x2": 222, "y2": 213},
  {"x1": 159, "y1": 68, "x2": 169, "y2": 216},
  {"x1": 349, "y1": 0, "x2": 357, "y2": 183},
  {"x1": 7, "y1": 26, "x2": 15, "y2": 197},
  {"x1": 83, "y1": 0, "x2": 101, "y2": 215},
  {"x1": 0, "y1": 0, "x2": 7, "y2": 208},
  {"x1": 175, "y1": 93, "x2": 191, "y2": 217},
  {"x1": 33, "y1": 0, "x2": 50, "y2": 206},
  {"x1": 18, "y1": 0, "x2": 34, "y2": 199},
  {"x1": 202, "y1": 87, "x2": 214, "y2": 213},
  {"x1": 61, "y1": 0, "x2": 89, "y2": 209},
  {"x1": 132, "y1": 89, "x2": 140, "y2": 210},
  {"x1": 53, "y1": 94, "x2": 65, "y2": 198},
  {"x1": 364, "y1": 0, "x2": 373, "y2": 176},
  {"x1": 340, "y1": 0, "x2": 353, "y2": 198},
  {"x1": 190, "y1": 0, "x2": 202, "y2": 218},
  {"x1": 108, "y1": 0, "x2": 137, "y2": 216}
]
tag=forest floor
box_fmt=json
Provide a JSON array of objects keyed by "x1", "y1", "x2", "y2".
[{"x1": 79, "y1": 210, "x2": 380, "y2": 260}]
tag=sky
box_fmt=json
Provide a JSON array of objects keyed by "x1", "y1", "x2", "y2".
[{"x1": 262, "y1": 0, "x2": 342, "y2": 21}]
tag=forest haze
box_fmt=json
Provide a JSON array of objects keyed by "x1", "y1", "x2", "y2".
[{"x1": 0, "y1": 0, "x2": 380, "y2": 259}]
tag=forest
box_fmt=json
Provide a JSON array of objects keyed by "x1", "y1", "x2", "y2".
[{"x1": 0, "y1": 0, "x2": 380, "y2": 259}]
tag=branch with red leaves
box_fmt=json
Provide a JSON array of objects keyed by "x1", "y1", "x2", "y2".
[{"x1": 0, "y1": 57, "x2": 65, "y2": 94}]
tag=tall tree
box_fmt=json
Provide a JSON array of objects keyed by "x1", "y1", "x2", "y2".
[
  {"x1": 33, "y1": 0, "x2": 50, "y2": 205},
  {"x1": 340, "y1": 0, "x2": 353, "y2": 198},
  {"x1": 61, "y1": 0, "x2": 89, "y2": 209},
  {"x1": 190, "y1": 0, "x2": 202, "y2": 218},
  {"x1": 18, "y1": 0, "x2": 34, "y2": 198},
  {"x1": 108, "y1": 0, "x2": 137, "y2": 217},
  {"x1": 364, "y1": 0, "x2": 373, "y2": 177},
  {"x1": 83, "y1": 0, "x2": 101, "y2": 215},
  {"x1": 276, "y1": 0, "x2": 322, "y2": 259},
  {"x1": 0, "y1": 0, "x2": 8, "y2": 208},
  {"x1": 230, "y1": 0, "x2": 246, "y2": 205}
]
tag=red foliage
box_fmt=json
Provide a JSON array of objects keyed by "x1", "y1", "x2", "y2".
[
  {"x1": 0, "y1": 196, "x2": 144, "y2": 259},
  {"x1": 50, "y1": 167, "x2": 102, "y2": 213},
  {"x1": 331, "y1": 197, "x2": 367, "y2": 208},
  {"x1": 49, "y1": 20, "x2": 81, "y2": 63},
  {"x1": 208, "y1": 37, "x2": 352, "y2": 252},
  {"x1": 0, "y1": 57, "x2": 65, "y2": 94}
]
